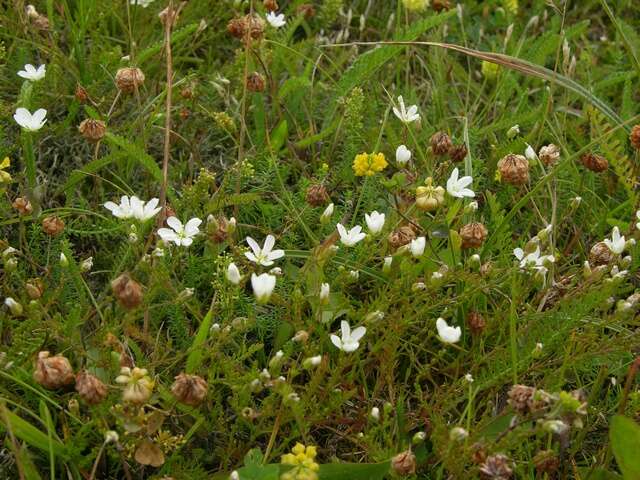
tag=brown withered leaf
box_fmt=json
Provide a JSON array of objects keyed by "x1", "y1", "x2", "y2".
[{"x1": 135, "y1": 439, "x2": 165, "y2": 467}]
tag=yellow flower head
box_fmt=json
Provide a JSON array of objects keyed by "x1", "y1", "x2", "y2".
[
  {"x1": 503, "y1": 0, "x2": 518, "y2": 15},
  {"x1": 353, "y1": 152, "x2": 388, "y2": 177},
  {"x1": 0, "y1": 157, "x2": 11, "y2": 183},
  {"x1": 402, "y1": 0, "x2": 428, "y2": 11},
  {"x1": 281, "y1": 443, "x2": 319, "y2": 480},
  {"x1": 481, "y1": 61, "x2": 500, "y2": 81}
]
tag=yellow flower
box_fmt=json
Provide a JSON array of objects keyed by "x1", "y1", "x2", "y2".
[
  {"x1": 281, "y1": 443, "x2": 319, "y2": 480},
  {"x1": 402, "y1": 0, "x2": 428, "y2": 11},
  {"x1": 503, "y1": 0, "x2": 518, "y2": 14},
  {"x1": 481, "y1": 61, "x2": 500, "y2": 80},
  {"x1": 353, "y1": 152, "x2": 388, "y2": 177},
  {"x1": 0, "y1": 157, "x2": 12, "y2": 183}
]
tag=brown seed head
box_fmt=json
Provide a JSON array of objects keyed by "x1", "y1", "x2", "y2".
[
  {"x1": 467, "y1": 311, "x2": 486, "y2": 335},
  {"x1": 306, "y1": 184, "x2": 330, "y2": 207},
  {"x1": 227, "y1": 15, "x2": 265, "y2": 42},
  {"x1": 78, "y1": 119, "x2": 106, "y2": 142},
  {"x1": 297, "y1": 4, "x2": 316, "y2": 18},
  {"x1": 498, "y1": 154, "x2": 529, "y2": 185},
  {"x1": 25, "y1": 278, "x2": 45, "y2": 300},
  {"x1": 430, "y1": 131, "x2": 453, "y2": 156},
  {"x1": 432, "y1": 0, "x2": 452, "y2": 11},
  {"x1": 580, "y1": 153, "x2": 608, "y2": 173},
  {"x1": 479, "y1": 454, "x2": 513, "y2": 480},
  {"x1": 111, "y1": 273, "x2": 143, "y2": 309},
  {"x1": 589, "y1": 241, "x2": 614, "y2": 266},
  {"x1": 449, "y1": 144, "x2": 468, "y2": 163},
  {"x1": 171, "y1": 373, "x2": 208, "y2": 406},
  {"x1": 115, "y1": 67, "x2": 145, "y2": 93},
  {"x1": 75, "y1": 370, "x2": 108, "y2": 405},
  {"x1": 507, "y1": 384, "x2": 549, "y2": 415},
  {"x1": 391, "y1": 450, "x2": 416, "y2": 476},
  {"x1": 388, "y1": 225, "x2": 417, "y2": 250},
  {"x1": 246, "y1": 72, "x2": 266, "y2": 92},
  {"x1": 460, "y1": 222, "x2": 488, "y2": 249},
  {"x1": 630, "y1": 125, "x2": 640, "y2": 150},
  {"x1": 263, "y1": 0, "x2": 279, "y2": 11},
  {"x1": 538, "y1": 144, "x2": 560, "y2": 166},
  {"x1": 75, "y1": 84, "x2": 89, "y2": 104},
  {"x1": 12, "y1": 197, "x2": 33, "y2": 216},
  {"x1": 42, "y1": 216, "x2": 65, "y2": 236},
  {"x1": 208, "y1": 215, "x2": 231, "y2": 244},
  {"x1": 34, "y1": 351, "x2": 75, "y2": 389},
  {"x1": 533, "y1": 450, "x2": 559, "y2": 475}
]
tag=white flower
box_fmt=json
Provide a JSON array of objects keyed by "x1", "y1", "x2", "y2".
[
  {"x1": 604, "y1": 226, "x2": 626, "y2": 255},
  {"x1": 104, "y1": 196, "x2": 161, "y2": 221},
  {"x1": 251, "y1": 273, "x2": 276, "y2": 304},
  {"x1": 330, "y1": 320, "x2": 366, "y2": 353},
  {"x1": 104, "y1": 196, "x2": 133, "y2": 219},
  {"x1": 337, "y1": 223, "x2": 366, "y2": 247},
  {"x1": 370, "y1": 407, "x2": 380, "y2": 421},
  {"x1": 320, "y1": 282, "x2": 330, "y2": 302},
  {"x1": 513, "y1": 246, "x2": 554, "y2": 271},
  {"x1": 393, "y1": 96, "x2": 420, "y2": 124},
  {"x1": 266, "y1": 11, "x2": 286, "y2": 28},
  {"x1": 129, "y1": 0, "x2": 155, "y2": 6},
  {"x1": 396, "y1": 145, "x2": 412, "y2": 165},
  {"x1": 13, "y1": 108, "x2": 47, "y2": 132},
  {"x1": 524, "y1": 144, "x2": 537, "y2": 161},
  {"x1": 364, "y1": 211, "x2": 385, "y2": 235},
  {"x1": 436, "y1": 317, "x2": 461, "y2": 344},
  {"x1": 104, "y1": 431, "x2": 119, "y2": 444},
  {"x1": 80, "y1": 257, "x2": 93, "y2": 273},
  {"x1": 245, "y1": 235, "x2": 285, "y2": 266},
  {"x1": 226, "y1": 262, "x2": 242, "y2": 285},
  {"x1": 410, "y1": 236, "x2": 426, "y2": 257},
  {"x1": 157, "y1": 217, "x2": 202, "y2": 247},
  {"x1": 17, "y1": 64, "x2": 46, "y2": 82},
  {"x1": 230, "y1": 471, "x2": 240, "y2": 480},
  {"x1": 4, "y1": 297, "x2": 23, "y2": 316},
  {"x1": 349, "y1": 270, "x2": 360, "y2": 279},
  {"x1": 446, "y1": 168, "x2": 475, "y2": 198},
  {"x1": 464, "y1": 373, "x2": 474, "y2": 383},
  {"x1": 320, "y1": 203, "x2": 335, "y2": 223},
  {"x1": 636, "y1": 210, "x2": 640, "y2": 230}
]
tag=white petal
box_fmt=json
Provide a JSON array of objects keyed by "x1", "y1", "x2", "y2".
[
  {"x1": 263, "y1": 234, "x2": 276, "y2": 255},
  {"x1": 184, "y1": 218, "x2": 202, "y2": 235},
  {"x1": 246, "y1": 237, "x2": 261, "y2": 256},
  {"x1": 340, "y1": 320, "x2": 351, "y2": 339},
  {"x1": 166, "y1": 216, "x2": 183, "y2": 232},
  {"x1": 351, "y1": 326, "x2": 366, "y2": 342},
  {"x1": 330, "y1": 334, "x2": 343, "y2": 350}
]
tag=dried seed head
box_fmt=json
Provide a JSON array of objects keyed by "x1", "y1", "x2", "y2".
[
  {"x1": 12, "y1": 197, "x2": 32, "y2": 215},
  {"x1": 432, "y1": 0, "x2": 451, "y2": 11},
  {"x1": 498, "y1": 154, "x2": 529, "y2": 185},
  {"x1": 580, "y1": 153, "x2": 608, "y2": 173},
  {"x1": 430, "y1": 131, "x2": 453, "y2": 155},
  {"x1": 158, "y1": 5, "x2": 180, "y2": 27},
  {"x1": 538, "y1": 144, "x2": 560, "y2": 166},
  {"x1": 467, "y1": 311, "x2": 486, "y2": 335},
  {"x1": 227, "y1": 15, "x2": 265, "y2": 42},
  {"x1": 115, "y1": 67, "x2": 145, "y2": 93},
  {"x1": 507, "y1": 384, "x2": 549, "y2": 415},
  {"x1": 180, "y1": 86, "x2": 194, "y2": 99},
  {"x1": 460, "y1": 222, "x2": 488, "y2": 249},
  {"x1": 42, "y1": 216, "x2": 65, "y2": 236},
  {"x1": 75, "y1": 370, "x2": 108, "y2": 405},
  {"x1": 34, "y1": 351, "x2": 75, "y2": 389},
  {"x1": 306, "y1": 184, "x2": 330, "y2": 207},
  {"x1": 449, "y1": 144, "x2": 468, "y2": 163},
  {"x1": 589, "y1": 241, "x2": 614, "y2": 266},
  {"x1": 263, "y1": 0, "x2": 279, "y2": 11},
  {"x1": 391, "y1": 450, "x2": 416, "y2": 476},
  {"x1": 75, "y1": 84, "x2": 89, "y2": 104},
  {"x1": 25, "y1": 278, "x2": 45, "y2": 299},
  {"x1": 297, "y1": 4, "x2": 316, "y2": 18},
  {"x1": 171, "y1": 373, "x2": 208, "y2": 406},
  {"x1": 246, "y1": 72, "x2": 266, "y2": 92},
  {"x1": 78, "y1": 119, "x2": 106, "y2": 142},
  {"x1": 31, "y1": 13, "x2": 50, "y2": 31},
  {"x1": 533, "y1": 450, "x2": 559, "y2": 475},
  {"x1": 207, "y1": 215, "x2": 231, "y2": 244},
  {"x1": 227, "y1": 18, "x2": 246, "y2": 38},
  {"x1": 111, "y1": 273, "x2": 143, "y2": 309},
  {"x1": 479, "y1": 454, "x2": 513, "y2": 480},
  {"x1": 388, "y1": 225, "x2": 417, "y2": 250},
  {"x1": 630, "y1": 125, "x2": 640, "y2": 150}
]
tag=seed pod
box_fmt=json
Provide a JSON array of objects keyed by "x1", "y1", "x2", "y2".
[
  {"x1": 580, "y1": 153, "x2": 608, "y2": 173},
  {"x1": 630, "y1": 124, "x2": 640, "y2": 150},
  {"x1": 459, "y1": 222, "x2": 488, "y2": 249},
  {"x1": 467, "y1": 311, "x2": 486, "y2": 335},
  {"x1": 306, "y1": 184, "x2": 330, "y2": 207},
  {"x1": 111, "y1": 273, "x2": 143, "y2": 309},
  {"x1": 34, "y1": 352, "x2": 75, "y2": 389},
  {"x1": 479, "y1": 454, "x2": 513, "y2": 480},
  {"x1": 227, "y1": 15, "x2": 265, "y2": 42},
  {"x1": 42, "y1": 216, "x2": 65, "y2": 236},
  {"x1": 246, "y1": 72, "x2": 266, "y2": 92},
  {"x1": 589, "y1": 241, "x2": 614, "y2": 266},
  {"x1": 263, "y1": 0, "x2": 279, "y2": 11},
  {"x1": 538, "y1": 144, "x2": 560, "y2": 166},
  {"x1": 12, "y1": 197, "x2": 32, "y2": 215},
  {"x1": 171, "y1": 373, "x2": 208, "y2": 406},
  {"x1": 75, "y1": 84, "x2": 89, "y2": 104},
  {"x1": 388, "y1": 225, "x2": 417, "y2": 250},
  {"x1": 449, "y1": 144, "x2": 468, "y2": 163},
  {"x1": 25, "y1": 278, "x2": 45, "y2": 299},
  {"x1": 115, "y1": 67, "x2": 145, "y2": 93},
  {"x1": 78, "y1": 119, "x2": 106, "y2": 142},
  {"x1": 497, "y1": 154, "x2": 529, "y2": 185},
  {"x1": 430, "y1": 131, "x2": 452, "y2": 156},
  {"x1": 432, "y1": 0, "x2": 452, "y2": 11},
  {"x1": 75, "y1": 370, "x2": 108, "y2": 405},
  {"x1": 391, "y1": 450, "x2": 416, "y2": 476}
]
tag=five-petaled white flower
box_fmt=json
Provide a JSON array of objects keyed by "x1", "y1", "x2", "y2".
[
  {"x1": 365, "y1": 211, "x2": 385, "y2": 235},
  {"x1": 158, "y1": 217, "x2": 202, "y2": 247},
  {"x1": 446, "y1": 168, "x2": 475, "y2": 198},
  {"x1": 251, "y1": 273, "x2": 276, "y2": 304},
  {"x1": 604, "y1": 226, "x2": 626, "y2": 255},
  {"x1": 226, "y1": 262, "x2": 242, "y2": 285},
  {"x1": 245, "y1": 235, "x2": 285, "y2": 266},
  {"x1": 410, "y1": 236, "x2": 426, "y2": 258},
  {"x1": 513, "y1": 246, "x2": 554, "y2": 271},
  {"x1": 266, "y1": 11, "x2": 286, "y2": 28},
  {"x1": 104, "y1": 195, "x2": 161, "y2": 221},
  {"x1": 396, "y1": 145, "x2": 412, "y2": 165},
  {"x1": 14, "y1": 108, "x2": 47, "y2": 132},
  {"x1": 337, "y1": 223, "x2": 366, "y2": 247},
  {"x1": 17, "y1": 64, "x2": 46, "y2": 82},
  {"x1": 436, "y1": 318, "x2": 461, "y2": 344},
  {"x1": 393, "y1": 96, "x2": 420, "y2": 124},
  {"x1": 331, "y1": 320, "x2": 366, "y2": 353}
]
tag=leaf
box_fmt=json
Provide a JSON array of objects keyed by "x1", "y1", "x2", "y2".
[
  {"x1": 185, "y1": 308, "x2": 214, "y2": 374},
  {"x1": 578, "y1": 468, "x2": 622, "y2": 480},
  {"x1": 134, "y1": 439, "x2": 165, "y2": 467},
  {"x1": 0, "y1": 407, "x2": 67, "y2": 460},
  {"x1": 61, "y1": 154, "x2": 116, "y2": 195},
  {"x1": 136, "y1": 23, "x2": 201, "y2": 65},
  {"x1": 270, "y1": 120, "x2": 289, "y2": 153},
  {"x1": 318, "y1": 461, "x2": 391, "y2": 480},
  {"x1": 610, "y1": 415, "x2": 640, "y2": 480},
  {"x1": 103, "y1": 133, "x2": 163, "y2": 182}
]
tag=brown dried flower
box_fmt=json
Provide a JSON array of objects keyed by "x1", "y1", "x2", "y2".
[
  {"x1": 460, "y1": 222, "x2": 488, "y2": 249},
  {"x1": 580, "y1": 153, "x2": 608, "y2": 173},
  {"x1": 430, "y1": 131, "x2": 453, "y2": 156},
  {"x1": 75, "y1": 370, "x2": 108, "y2": 405},
  {"x1": 388, "y1": 225, "x2": 417, "y2": 250},
  {"x1": 306, "y1": 184, "x2": 330, "y2": 207},
  {"x1": 479, "y1": 454, "x2": 513, "y2": 479},
  {"x1": 498, "y1": 154, "x2": 529, "y2": 185},
  {"x1": 171, "y1": 373, "x2": 208, "y2": 406},
  {"x1": 12, "y1": 197, "x2": 32, "y2": 215},
  {"x1": 111, "y1": 273, "x2": 143, "y2": 309},
  {"x1": 227, "y1": 15, "x2": 265, "y2": 42},
  {"x1": 507, "y1": 384, "x2": 549, "y2": 415},
  {"x1": 391, "y1": 450, "x2": 416, "y2": 476},
  {"x1": 538, "y1": 144, "x2": 560, "y2": 166},
  {"x1": 533, "y1": 450, "x2": 559, "y2": 475},
  {"x1": 42, "y1": 216, "x2": 65, "y2": 236},
  {"x1": 432, "y1": 0, "x2": 452, "y2": 11},
  {"x1": 78, "y1": 119, "x2": 106, "y2": 142},
  {"x1": 449, "y1": 144, "x2": 468, "y2": 163},
  {"x1": 75, "y1": 84, "x2": 89, "y2": 104},
  {"x1": 115, "y1": 67, "x2": 145, "y2": 93},
  {"x1": 467, "y1": 311, "x2": 486, "y2": 335},
  {"x1": 34, "y1": 351, "x2": 75, "y2": 389},
  {"x1": 297, "y1": 4, "x2": 316, "y2": 18},
  {"x1": 630, "y1": 125, "x2": 640, "y2": 150},
  {"x1": 25, "y1": 278, "x2": 45, "y2": 300},
  {"x1": 589, "y1": 242, "x2": 614, "y2": 266},
  {"x1": 246, "y1": 72, "x2": 266, "y2": 92},
  {"x1": 263, "y1": 0, "x2": 279, "y2": 11}
]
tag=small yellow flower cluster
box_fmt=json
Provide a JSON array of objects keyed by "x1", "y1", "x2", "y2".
[
  {"x1": 0, "y1": 157, "x2": 12, "y2": 183},
  {"x1": 402, "y1": 0, "x2": 428, "y2": 12},
  {"x1": 353, "y1": 152, "x2": 388, "y2": 177},
  {"x1": 281, "y1": 443, "x2": 319, "y2": 480},
  {"x1": 503, "y1": 0, "x2": 518, "y2": 15},
  {"x1": 481, "y1": 61, "x2": 500, "y2": 80}
]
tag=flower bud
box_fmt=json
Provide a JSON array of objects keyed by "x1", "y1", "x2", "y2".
[
  {"x1": 412, "y1": 431, "x2": 427, "y2": 444},
  {"x1": 25, "y1": 278, "x2": 45, "y2": 299},
  {"x1": 75, "y1": 370, "x2": 108, "y2": 404},
  {"x1": 4, "y1": 297, "x2": 23, "y2": 316},
  {"x1": 303, "y1": 355, "x2": 322, "y2": 368},
  {"x1": 507, "y1": 124, "x2": 520, "y2": 139},
  {"x1": 80, "y1": 257, "x2": 93, "y2": 273},
  {"x1": 171, "y1": 373, "x2": 208, "y2": 406},
  {"x1": 320, "y1": 203, "x2": 334, "y2": 224},
  {"x1": 34, "y1": 351, "x2": 75, "y2": 389},
  {"x1": 59, "y1": 253, "x2": 69, "y2": 267},
  {"x1": 111, "y1": 273, "x2": 143, "y2": 309},
  {"x1": 449, "y1": 426, "x2": 469, "y2": 441},
  {"x1": 12, "y1": 197, "x2": 32, "y2": 215},
  {"x1": 105, "y1": 431, "x2": 119, "y2": 444},
  {"x1": 370, "y1": 407, "x2": 380, "y2": 421}
]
